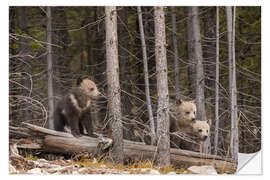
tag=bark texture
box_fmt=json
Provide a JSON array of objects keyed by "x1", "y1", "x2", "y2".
[
  {"x1": 190, "y1": 7, "x2": 209, "y2": 153},
  {"x1": 226, "y1": 6, "x2": 238, "y2": 161},
  {"x1": 154, "y1": 6, "x2": 170, "y2": 167},
  {"x1": 137, "y1": 6, "x2": 156, "y2": 145},
  {"x1": 171, "y1": 7, "x2": 181, "y2": 99},
  {"x1": 46, "y1": 7, "x2": 54, "y2": 130},
  {"x1": 105, "y1": 6, "x2": 124, "y2": 164},
  {"x1": 214, "y1": 7, "x2": 220, "y2": 156}
]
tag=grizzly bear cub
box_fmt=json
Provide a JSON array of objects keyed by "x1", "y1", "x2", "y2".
[{"x1": 53, "y1": 76, "x2": 101, "y2": 138}]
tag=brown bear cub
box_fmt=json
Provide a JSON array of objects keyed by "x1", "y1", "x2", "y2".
[
  {"x1": 53, "y1": 76, "x2": 100, "y2": 138},
  {"x1": 177, "y1": 119, "x2": 212, "y2": 152},
  {"x1": 170, "y1": 99, "x2": 197, "y2": 133}
]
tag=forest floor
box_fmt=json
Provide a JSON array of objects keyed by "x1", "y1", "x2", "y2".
[{"x1": 9, "y1": 152, "x2": 217, "y2": 175}]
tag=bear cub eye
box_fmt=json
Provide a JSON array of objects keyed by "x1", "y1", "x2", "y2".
[
  {"x1": 198, "y1": 129, "x2": 202, "y2": 133},
  {"x1": 185, "y1": 112, "x2": 190, "y2": 115},
  {"x1": 90, "y1": 88, "x2": 94, "y2": 91}
]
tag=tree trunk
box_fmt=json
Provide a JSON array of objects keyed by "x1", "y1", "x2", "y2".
[
  {"x1": 105, "y1": 6, "x2": 124, "y2": 164},
  {"x1": 154, "y1": 6, "x2": 170, "y2": 167},
  {"x1": 186, "y1": 8, "x2": 196, "y2": 98},
  {"x1": 190, "y1": 7, "x2": 209, "y2": 153},
  {"x1": 118, "y1": 7, "x2": 133, "y2": 141},
  {"x1": 46, "y1": 7, "x2": 54, "y2": 130},
  {"x1": 137, "y1": 6, "x2": 156, "y2": 145},
  {"x1": 171, "y1": 7, "x2": 181, "y2": 100},
  {"x1": 226, "y1": 6, "x2": 238, "y2": 161},
  {"x1": 214, "y1": 7, "x2": 220, "y2": 155}
]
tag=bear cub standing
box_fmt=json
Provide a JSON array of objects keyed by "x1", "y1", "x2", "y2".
[{"x1": 53, "y1": 76, "x2": 100, "y2": 138}]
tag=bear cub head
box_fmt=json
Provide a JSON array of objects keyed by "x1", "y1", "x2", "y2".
[
  {"x1": 191, "y1": 119, "x2": 212, "y2": 141},
  {"x1": 175, "y1": 99, "x2": 197, "y2": 126},
  {"x1": 76, "y1": 76, "x2": 100, "y2": 99}
]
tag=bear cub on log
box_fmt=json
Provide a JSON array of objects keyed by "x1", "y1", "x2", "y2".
[{"x1": 53, "y1": 76, "x2": 101, "y2": 138}]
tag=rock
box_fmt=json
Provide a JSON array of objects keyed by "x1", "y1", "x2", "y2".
[
  {"x1": 187, "y1": 166, "x2": 217, "y2": 175},
  {"x1": 27, "y1": 168, "x2": 43, "y2": 174},
  {"x1": 9, "y1": 164, "x2": 17, "y2": 174},
  {"x1": 78, "y1": 167, "x2": 89, "y2": 174},
  {"x1": 140, "y1": 168, "x2": 160, "y2": 174},
  {"x1": 167, "y1": 172, "x2": 177, "y2": 175}
]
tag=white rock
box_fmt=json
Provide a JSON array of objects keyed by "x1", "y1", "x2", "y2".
[
  {"x1": 72, "y1": 171, "x2": 79, "y2": 174},
  {"x1": 27, "y1": 168, "x2": 43, "y2": 174},
  {"x1": 167, "y1": 172, "x2": 177, "y2": 175},
  {"x1": 187, "y1": 166, "x2": 217, "y2": 174},
  {"x1": 9, "y1": 164, "x2": 16, "y2": 173},
  {"x1": 149, "y1": 169, "x2": 160, "y2": 175},
  {"x1": 78, "y1": 168, "x2": 89, "y2": 173},
  {"x1": 140, "y1": 168, "x2": 160, "y2": 174}
]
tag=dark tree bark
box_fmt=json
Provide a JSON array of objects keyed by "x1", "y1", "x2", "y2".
[
  {"x1": 154, "y1": 6, "x2": 170, "y2": 167},
  {"x1": 137, "y1": 6, "x2": 156, "y2": 145},
  {"x1": 105, "y1": 6, "x2": 124, "y2": 164},
  {"x1": 226, "y1": 6, "x2": 238, "y2": 161},
  {"x1": 171, "y1": 7, "x2": 181, "y2": 100},
  {"x1": 214, "y1": 7, "x2": 220, "y2": 156},
  {"x1": 203, "y1": 7, "x2": 217, "y2": 95},
  {"x1": 46, "y1": 7, "x2": 54, "y2": 130},
  {"x1": 186, "y1": 8, "x2": 196, "y2": 98},
  {"x1": 190, "y1": 7, "x2": 209, "y2": 153}
]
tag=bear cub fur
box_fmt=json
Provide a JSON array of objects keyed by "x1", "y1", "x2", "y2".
[
  {"x1": 178, "y1": 119, "x2": 212, "y2": 152},
  {"x1": 170, "y1": 99, "x2": 211, "y2": 152},
  {"x1": 170, "y1": 99, "x2": 197, "y2": 132},
  {"x1": 53, "y1": 76, "x2": 100, "y2": 138}
]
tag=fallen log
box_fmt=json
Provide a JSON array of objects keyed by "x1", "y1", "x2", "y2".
[{"x1": 10, "y1": 123, "x2": 237, "y2": 173}]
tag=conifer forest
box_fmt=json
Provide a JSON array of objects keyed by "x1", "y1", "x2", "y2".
[{"x1": 9, "y1": 6, "x2": 261, "y2": 174}]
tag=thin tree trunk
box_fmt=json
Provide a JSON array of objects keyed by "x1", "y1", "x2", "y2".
[
  {"x1": 154, "y1": 6, "x2": 170, "y2": 167},
  {"x1": 226, "y1": 6, "x2": 238, "y2": 161},
  {"x1": 46, "y1": 7, "x2": 54, "y2": 130},
  {"x1": 105, "y1": 6, "x2": 124, "y2": 164},
  {"x1": 137, "y1": 6, "x2": 156, "y2": 145},
  {"x1": 190, "y1": 7, "x2": 208, "y2": 153},
  {"x1": 186, "y1": 8, "x2": 196, "y2": 98},
  {"x1": 190, "y1": 7, "x2": 206, "y2": 122},
  {"x1": 171, "y1": 7, "x2": 181, "y2": 99},
  {"x1": 214, "y1": 7, "x2": 220, "y2": 155}
]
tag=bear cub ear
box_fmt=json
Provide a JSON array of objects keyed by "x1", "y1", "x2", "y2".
[
  {"x1": 76, "y1": 76, "x2": 93, "y2": 86},
  {"x1": 87, "y1": 76, "x2": 93, "y2": 80},
  {"x1": 207, "y1": 119, "x2": 212, "y2": 126},
  {"x1": 76, "y1": 76, "x2": 83, "y2": 86},
  {"x1": 176, "y1": 99, "x2": 183, "y2": 105}
]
